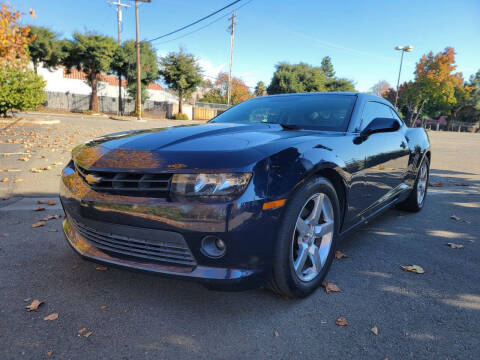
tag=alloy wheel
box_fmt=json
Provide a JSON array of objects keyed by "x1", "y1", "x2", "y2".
[
  {"x1": 417, "y1": 162, "x2": 428, "y2": 206},
  {"x1": 291, "y1": 193, "x2": 334, "y2": 282}
]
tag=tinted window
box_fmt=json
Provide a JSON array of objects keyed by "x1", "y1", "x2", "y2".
[
  {"x1": 360, "y1": 101, "x2": 393, "y2": 131},
  {"x1": 389, "y1": 108, "x2": 404, "y2": 126},
  {"x1": 211, "y1": 95, "x2": 356, "y2": 131}
]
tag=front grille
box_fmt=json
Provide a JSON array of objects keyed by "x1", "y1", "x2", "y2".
[
  {"x1": 75, "y1": 164, "x2": 171, "y2": 196},
  {"x1": 70, "y1": 217, "x2": 197, "y2": 267}
]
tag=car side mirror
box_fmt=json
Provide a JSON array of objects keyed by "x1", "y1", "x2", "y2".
[{"x1": 360, "y1": 117, "x2": 400, "y2": 138}]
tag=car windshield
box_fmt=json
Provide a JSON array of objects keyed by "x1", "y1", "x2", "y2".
[{"x1": 211, "y1": 94, "x2": 356, "y2": 131}]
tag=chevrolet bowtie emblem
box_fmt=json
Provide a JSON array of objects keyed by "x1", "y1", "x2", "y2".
[{"x1": 85, "y1": 174, "x2": 102, "y2": 184}]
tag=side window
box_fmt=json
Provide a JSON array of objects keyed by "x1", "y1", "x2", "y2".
[
  {"x1": 359, "y1": 101, "x2": 392, "y2": 131},
  {"x1": 389, "y1": 108, "x2": 405, "y2": 127}
]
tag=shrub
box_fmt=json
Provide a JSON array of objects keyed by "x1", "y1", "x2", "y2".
[
  {"x1": 174, "y1": 112, "x2": 189, "y2": 120},
  {"x1": 0, "y1": 65, "x2": 46, "y2": 117}
]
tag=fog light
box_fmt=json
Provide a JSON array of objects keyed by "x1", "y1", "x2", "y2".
[{"x1": 201, "y1": 236, "x2": 226, "y2": 258}]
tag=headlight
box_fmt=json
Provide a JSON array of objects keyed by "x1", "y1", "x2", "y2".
[{"x1": 171, "y1": 173, "x2": 252, "y2": 196}]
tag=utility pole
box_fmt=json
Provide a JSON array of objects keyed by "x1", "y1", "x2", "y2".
[
  {"x1": 108, "y1": 0, "x2": 129, "y2": 115},
  {"x1": 394, "y1": 45, "x2": 413, "y2": 108},
  {"x1": 227, "y1": 11, "x2": 236, "y2": 106},
  {"x1": 133, "y1": 0, "x2": 151, "y2": 121}
]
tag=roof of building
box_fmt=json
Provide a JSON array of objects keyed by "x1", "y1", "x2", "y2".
[{"x1": 62, "y1": 67, "x2": 164, "y2": 91}]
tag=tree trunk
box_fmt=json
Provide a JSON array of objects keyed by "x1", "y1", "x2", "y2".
[
  {"x1": 33, "y1": 62, "x2": 38, "y2": 74},
  {"x1": 90, "y1": 73, "x2": 99, "y2": 112},
  {"x1": 178, "y1": 91, "x2": 183, "y2": 114}
]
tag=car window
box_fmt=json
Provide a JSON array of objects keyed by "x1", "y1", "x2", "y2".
[
  {"x1": 211, "y1": 95, "x2": 356, "y2": 132},
  {"x1": 359, "y1": 101, "x2": 393, "y2": 131},
  {"x1": 389, "y1": 108, "x2": 405, "y2": 127}
]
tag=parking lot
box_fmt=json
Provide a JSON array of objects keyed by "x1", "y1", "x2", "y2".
[{"x1": 0, "y1": 115, "x2": 479, "y2": 359}]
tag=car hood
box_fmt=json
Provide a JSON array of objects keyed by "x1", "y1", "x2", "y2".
[{"x1": 72, "y1": 122, "x2": 341, "y2": 171}]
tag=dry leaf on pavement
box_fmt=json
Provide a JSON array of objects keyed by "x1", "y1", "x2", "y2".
[
  {"x1": 335, "y1": 317, "x2": 348, "y2": 326},
  {"x1": 430, "y1": 182, "x2": 443, "y2": 187},
  {"x1": 446, "y1": 243, "x2": 464, "y2": 249},
  {"x1": 40, "y1": 214, "x2": 61, "y2": 221},
  {"x1": 96, "y1": 266, "x2": 108, "y2": 271},
  {"x1": 47, "y1": 200, "x2": 56, "y2": 206},
  {"x1": 400, "y1": 265, "x2": 425, "y2": 274},
  {"x1": 34, "y1": 207, "x2": 46, "y2": 211},
  {"x1": 100, "y1": 305, "x2": 107, "y2": 310},
  {"x1": 43, "y1": 313, "x2": 58, "y2": 321},
  {"x1": 32, "y1": 221, "x2": 46, "y2": 228},
  {"x1": 321, "y1": 282, "x2": 340, "y2": 293},
  {"x1": 335, "y1": 250, "x2": 348, "y2": 259},
  {"x1": 47, "y1": 350, "x2": 53, "y2": 356},
  {"x1": 13, "y1": 178, "x2": 23, "y2": 183},
  {"x1": 371, "y1": 326, "x2": 379, "y2": 335},
  {"x1": 37, "y1": 200, "x2": 46, "y2": 204},
  {"x1": 25, "y1": 299, "x2": 43, "y2": 311},
  {"x1": 30, "y1": 168, "x2": 42, "y2": 173},
  {"x1": 1, "y1": 177, "x2": 8, "y2": 182},
  {"x1": 274, "y1": 331, "x2": 279, "y2": 337},
  {"x1": 78, "y1": 327, "x2": 86, "y2": 334},
  {"x1": 84, "y1": 331, "x2": 93, "y2": 338}
]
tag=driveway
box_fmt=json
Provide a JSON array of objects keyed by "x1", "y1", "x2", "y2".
[{"x1": 0, "y1": 117, "x2": 478, "y2": 359}]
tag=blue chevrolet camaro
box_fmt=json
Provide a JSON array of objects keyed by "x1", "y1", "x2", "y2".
[{"x1": 60, "y1": 92, "x2": 430, "y2": 298}]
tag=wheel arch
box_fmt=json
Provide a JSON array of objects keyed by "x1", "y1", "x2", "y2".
[{"x1": 314, "y1": 168, "x2": 347, "y2": 231}]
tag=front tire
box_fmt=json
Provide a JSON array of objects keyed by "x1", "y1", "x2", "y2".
[
  {"x1": 397, "y1": 157, "x2": 429, "y2": 212},
  {"x1": 269, "y1": 177, "x2": 340, "y2": 298}
]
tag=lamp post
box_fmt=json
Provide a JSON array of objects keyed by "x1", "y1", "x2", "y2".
[{"x1": 394, "y1": 45, "x2": 413, "y2": 108}]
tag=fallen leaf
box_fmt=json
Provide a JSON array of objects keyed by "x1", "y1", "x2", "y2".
[
  {"x1": 321, "y1": 282, "x2": 340, "y2": 293},
  {"x1": 18, "y1": 157, "x2": 29, "y2": 161},
  {"x1": 43, "y1": 313, "x2": 58, "y2": 321},
  {"x1": 1, "y1": 177, "x2": 8, "y2": 182},
  {"x1": 96, "y1": 266, "x2": 108, "y2": 271},
  {"x1": 84, "y1": 331, "x2": 93, "y2": 338},
  {"x1": 335, "y1": 317, "x2": 348, "y2": 326},
  {"x1": 400, "y1": 265, "x2": 425, "y2": 274},
  {"x1": 37, "y1": 200, "x2": 46, "y2": 204},
  {"x1": 451, "y1": 215, "x2": 470, "y2": 224},
  {"x1": 34, "y1": 207, "x2": 46, "y2": 211},
  {"x1": 40, "y1": 214, "x2": 61, "y2": 221},
  {"x1": 100, "y1": 305, "x2": 107, "y2": 310},
  {"x1": 335, "y1": 250, "x2": 348, "y2": 259},
  {"x1": 47, "y1": 200, "x2": 56, "y2": 206},
  {"x1": 30, "y1": 168, "x2": 42, "y2": 173},
  {"x1": 123, "y1": 307, "x2": 129, "y2": 313},
  {"x1": 446, "y1": 243, "x2": 464, "y2": 249},
  {"x1": 455, "y1": 183, "x2": 469, "y2": 187},
  {"x1": 25, "y1": 299, "x2": 43, "y2": 311},
  {"x1": 371, "y1": 326, "x2": 378, "y2": 335},
  {"x1": 13, "y1": 179, "x2": 23, "y2": 183},
  {"x1": 274, "y1": 331, "x2": 279, "y2": 337},
  {"x1": 32, "y1": 221, "x2": 46, "y2": 228},
  {"x1": 430, "y1": 182, "x2": 443, "y2": 187},
  {"x1": 47, "y1": 350, "x2": 53, "y2": 356},
  {"x1": 78, "y1": 327, "x2": 86, "y2": 334}
]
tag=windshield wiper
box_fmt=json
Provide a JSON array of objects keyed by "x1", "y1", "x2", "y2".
[{"x1": 278, "y1": 123, "x2": 301, "y2": 130}]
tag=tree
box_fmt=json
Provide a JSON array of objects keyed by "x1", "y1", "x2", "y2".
[
  {"x1": 267, "y1": 62, "x2": 355, "y2": 94},
  {"x1": 61, "y1": 32, "x2": 117, "y2": 112},
  {"x1": 414, "y1": 47, "x2": 464, "y2": 119},
  {"x1": 370, "y1": 80, "x2": 391, "y2": 97},
  {"x1": 201, "y1": 72, "x2": 250, "y2": 105},
  {"x1": 254, "y1": 81, "x2": 267, "y2": 97},
  {"x1": 321, "y1": 56, "x2": 335, "y2": 78},
  {"x1": 325, "y1": 78, "x2": 355, "y2": 92},
  {"x1": 159, "y1": 49, "x2": 203, "y2": 114},
  {"x1": 0, "y1": 64, "x2": 46, "y2": 116},
  {"x1": 27, "y1": 26, "x2": 63, "y2": 73},
  {"x1": 267, "y1": 62, "x2": 326, "y2": 94},
  {"x1": 111, "y1": 40, "x2": 159, "y2": 105},
  {"x1": 0, "y1": 3, "x2": 34, "y2": 67},
  {"x1": 384, "y1": 81, "x2": 425, "y2": 126}
]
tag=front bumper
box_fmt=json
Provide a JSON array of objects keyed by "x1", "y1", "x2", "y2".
[{"x1": 60, "y1": 164, "x2": 282, "y2": 290}]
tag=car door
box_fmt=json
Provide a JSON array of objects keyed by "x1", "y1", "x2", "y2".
[{"x1": 356, "y1": 101, "x2": 410, "y2": 216}]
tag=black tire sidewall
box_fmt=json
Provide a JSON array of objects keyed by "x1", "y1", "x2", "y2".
[{"x1": 273, "y1": 177, "x2": 341, "y2": 298}]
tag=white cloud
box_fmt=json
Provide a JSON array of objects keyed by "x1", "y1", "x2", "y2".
[{"x1": 197, "y1": 58, "x2": 225, "y2": 81}]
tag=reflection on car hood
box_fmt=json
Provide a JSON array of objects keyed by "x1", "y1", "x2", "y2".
[{"x1": 72, "y1": 123, "x2": 341, "y2": 171}]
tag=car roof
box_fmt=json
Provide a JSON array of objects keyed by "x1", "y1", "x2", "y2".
[{"x1": 256, "y1": 92, "x2": 393, "y2": 106}]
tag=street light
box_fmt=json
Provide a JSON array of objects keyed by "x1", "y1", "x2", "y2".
[{"x1": 394, "y1": 45, "x2": 413, "y2": 108}]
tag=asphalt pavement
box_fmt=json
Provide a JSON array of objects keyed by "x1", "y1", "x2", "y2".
[{"x1": 0, "y1": 115, "x2": 479, "y2": 359}]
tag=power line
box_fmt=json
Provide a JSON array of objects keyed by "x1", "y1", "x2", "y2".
[
  {"x1": 153, "y1": 0, "x2": 253, "y2": 45},
  {"x1": 148, "y1": 0, "x2": 242, "y2": 42}
]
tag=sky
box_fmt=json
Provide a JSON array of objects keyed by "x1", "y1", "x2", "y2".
[{"x1": 12, "y1": 0, "x2": 480, "y2": 92}]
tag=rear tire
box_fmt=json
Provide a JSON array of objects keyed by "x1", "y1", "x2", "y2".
[
  {"x1": 397, "y1": 157, "x2": 429, "y2": 212},
  {"x1": 268, "y1": 177, "x2": 340, "y2": 298}
]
